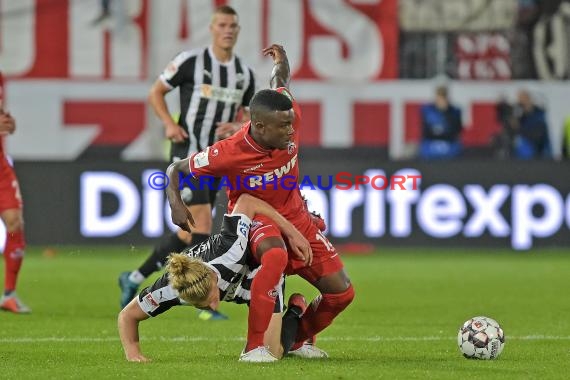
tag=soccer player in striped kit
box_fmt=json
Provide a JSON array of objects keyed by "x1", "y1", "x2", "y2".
[
  {"x1": 118, "y1": 193, "x2": 316, "y2": 362},
  {"x1": 0, "y1": 72, "x2": 30, "y2": 314},
  {"x1": 119, "y1": 5, "x2": 256, "y2": 319}
]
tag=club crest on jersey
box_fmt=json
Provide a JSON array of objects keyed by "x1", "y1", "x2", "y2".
[
  {"x1": 267, "y1": 289, "x2": 279, "y2": 298},
  {"x1": 193, "y1": 149, "x2": 210, "y2": 168},
  {"x1": 287, "y1": 142, "x2": 296, "y2": 155}
]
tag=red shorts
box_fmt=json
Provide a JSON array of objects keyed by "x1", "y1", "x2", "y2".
[
  {"x1": 0, "y1": 161, "x2": 23, "y2": 211},
  {"x1": 249, "y1": 214, "x2": 344, "y2": 284}
]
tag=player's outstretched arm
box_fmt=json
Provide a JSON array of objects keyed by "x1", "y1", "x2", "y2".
[
  {"x1": 233, "y1": 194, "x2": 312, "y2": 266},
  {"x1": 262, "y1": 44, "x2": 290, "y2": 89},
  {"x1": 118, "y1": 298, "x2": 151, "y2": 362},
  {"x1": 165, "y1": 159, "x2": 195, "y2": 232}
]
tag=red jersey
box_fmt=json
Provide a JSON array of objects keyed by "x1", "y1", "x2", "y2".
[
  {"x1": 0, "y1": 71, "x2": 23, "y2": 211},
  {"x1": 0, "y1": 72, "x2": 5, "y2": 157},
  {"x1": 188, "y1": 87, "x2": 311, "y2": 228}
]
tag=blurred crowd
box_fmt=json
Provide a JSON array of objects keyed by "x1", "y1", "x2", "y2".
[
  {"x1": 418, "y1": 85, "x2": 570, "y2": 161},
  {"x1": 493, "y1": 90, "x2": 551, "y2": 160}
]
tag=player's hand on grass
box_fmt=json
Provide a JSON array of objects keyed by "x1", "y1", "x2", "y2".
[{"x1": 126, "y1": 352, "x2": 151, "y2": 363}]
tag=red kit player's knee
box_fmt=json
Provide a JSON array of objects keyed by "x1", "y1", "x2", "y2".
[
  {"x1": 322, "y1": 284, "x2": 354, "y2": 312},
  {"x1": 4, "y1": 217, "x2": 24, "y2": 233},
  {"x1": 260, "y1": 247, "x2": 288, "y2": 271}
]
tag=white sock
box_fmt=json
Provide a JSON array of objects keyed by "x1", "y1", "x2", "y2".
[{"x1": 128, "y1": 270, "x2": 146, "y2": 285}]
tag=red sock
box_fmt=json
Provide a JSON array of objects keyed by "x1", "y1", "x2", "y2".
[
  {"x1": 293, "y1": 285, "x2": 355, "y2": 349},
  {"x1": 246, "y1": 247, "x2": 287, "y2": 351},
  {"x1": 3, "y1": 230, "x2": 25, "y2": 292}
]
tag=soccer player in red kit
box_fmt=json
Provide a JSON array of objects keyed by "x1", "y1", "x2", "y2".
[
  {"x1": 0, "y1": 72, "x2": 30, "y2": 314},
  {"x1": 166, "y1": 44, "x2": 354, "y2": 361}
]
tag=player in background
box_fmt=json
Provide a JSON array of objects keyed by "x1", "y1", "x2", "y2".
[
  {"x1": 165, "y1": 44, "x2": 354, "y2": 361},
  {"x1": 0, "y1": 72, "x2": 30, "y2": 314},
  {"x1": 118, "y1": 193, "x2": 319, "y2": 362},
  {"x1": 119, "y1": 5, "x2": 256, "y2": 321}
]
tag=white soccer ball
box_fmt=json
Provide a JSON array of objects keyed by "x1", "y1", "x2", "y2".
[{"x1": 457, "y1": 316, "x2": 505, "y2": 360}]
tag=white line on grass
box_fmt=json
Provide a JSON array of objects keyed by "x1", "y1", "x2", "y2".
[{"x1": 1, "y1": 335, "x2": 569, "y2": 343}]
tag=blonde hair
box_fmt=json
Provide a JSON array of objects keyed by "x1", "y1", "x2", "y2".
[{"x1": 166, "y1": 254, "x2": 214, "y2": 306}]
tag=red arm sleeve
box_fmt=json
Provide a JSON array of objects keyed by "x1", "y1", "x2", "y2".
[{"x1": 188, "y1": 142, "x2": 229, "y2": 177}]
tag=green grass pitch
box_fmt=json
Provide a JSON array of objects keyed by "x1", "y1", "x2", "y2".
[{"x1": 1, "y1": 246, "x2": 569, "y2": 379}]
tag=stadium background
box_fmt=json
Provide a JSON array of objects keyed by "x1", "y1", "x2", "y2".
[
  {"x1": 2, "y1": 0, "x2": 569, "y2": 250},
  {"x1": 1, "y1": 1, "x2": 570, "y2": 378}
]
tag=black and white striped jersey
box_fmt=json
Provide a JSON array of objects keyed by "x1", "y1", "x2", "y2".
[
  {"x1": 137, "y1": 214, "x2": 284, "y2": 317},
  {"x1": 160, "y1": 46, "x2": 256, "y2": 160}
]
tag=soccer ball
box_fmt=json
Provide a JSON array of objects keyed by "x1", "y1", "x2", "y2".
[{"x1": 457, "y1": 316, "x2": 505, "y2": 359}]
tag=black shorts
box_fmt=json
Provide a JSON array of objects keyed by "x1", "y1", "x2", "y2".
[{"x1": 180, "y1": 176, "x2": 221, "y2": 207}]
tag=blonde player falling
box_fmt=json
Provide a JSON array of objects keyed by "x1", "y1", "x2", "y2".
[{"x1": 118, "y1": 193, "x2": 322, "y2": 362}]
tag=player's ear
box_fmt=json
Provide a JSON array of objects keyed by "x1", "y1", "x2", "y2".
[
  {"x1": 209, "y1": 299, "x2": 220, "y2": 311},
  {"x1": 254, "y1": 120, "x2": 265, "y2": 130}
]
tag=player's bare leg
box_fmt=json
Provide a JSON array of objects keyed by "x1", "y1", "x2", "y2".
[{"x1": 239, "y1": 312, "x2": 282, "y2": 363}]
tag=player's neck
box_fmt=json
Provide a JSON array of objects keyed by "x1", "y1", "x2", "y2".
[{"x1": 211, "y1": 45, "x2": 233, "y2": 63}]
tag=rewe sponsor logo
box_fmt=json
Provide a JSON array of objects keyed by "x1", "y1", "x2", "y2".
[{"x1": 247, "y1": 155, "x2": 298, "y2": 188}]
